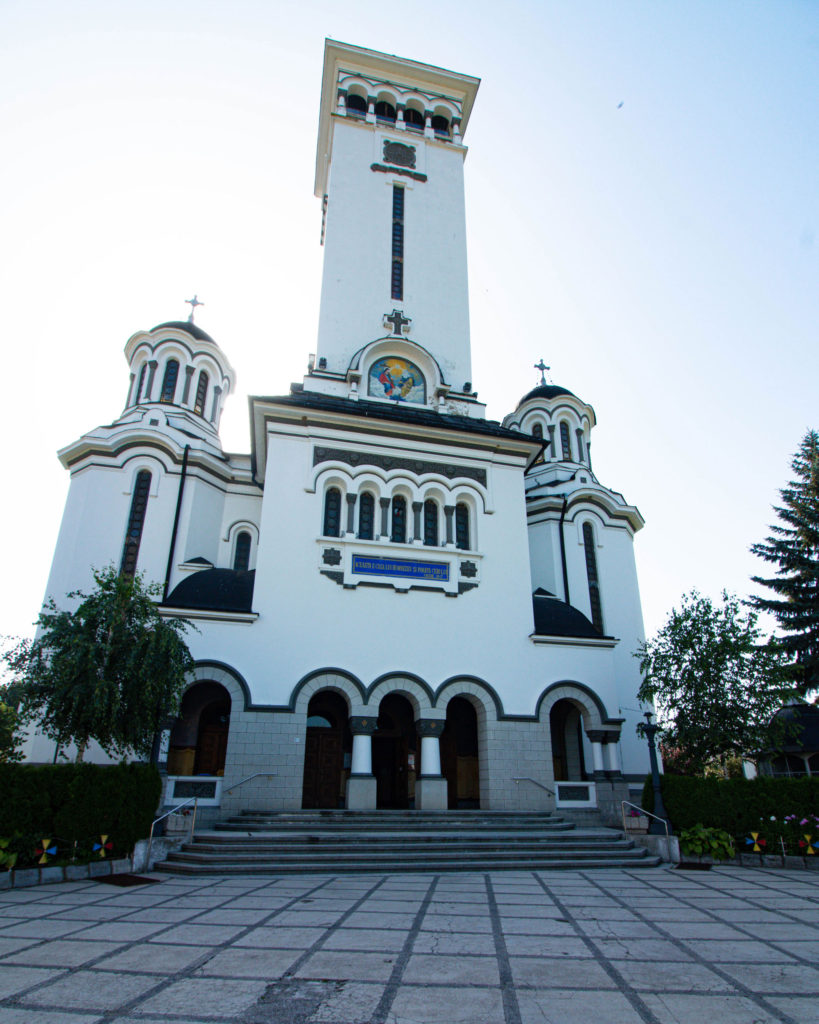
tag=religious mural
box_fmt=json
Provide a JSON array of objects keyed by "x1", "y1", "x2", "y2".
[{"x1": 368, "y1": 357, "x2": 425, "y2": 404}]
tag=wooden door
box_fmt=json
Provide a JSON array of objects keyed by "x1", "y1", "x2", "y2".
[{"x1": 302, "y1": 731, "x2": 343, "y2": 808}]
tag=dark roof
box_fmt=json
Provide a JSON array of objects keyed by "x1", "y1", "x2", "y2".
[
  {"x1": 255, "y1": 390, "x2": 536, "y2": 443},
  {"x1": 164, "y1": 569, "x2": 255, "y2": 613},
  {"x1": 518, "y1": 384, "x2": 576, "y2": 407},
  {"x1": 532, "y1": 591, "x2": 608, "y2": 639},
  {"x1": 771, "y1": 703, "x2": 819, "y2": 751},
  {"x1": 151, "y1": 320, "x2": 216, "y2": 344}
]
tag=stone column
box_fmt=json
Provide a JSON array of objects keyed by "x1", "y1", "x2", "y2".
[
  {"x1": 411, "y1": 501, "x2": 422, "y2": 544},
  {"x1": 604, "y1": 736, "x2": 622, "y2": 778},
  {"x1": 346, "y1": 493, "x2": 357, "y2": 536},
  {"x1": 415, "y1": 718, "x2": 447, "y2": 809},
  {"x1": 379, "y1": 497, "x2": 390, "y2": 540},
  {"x1": 145, "y1": 360, "x2": 158, "y2": 401},
  {"x1": 346, "y1": 716, "x2": 377, "y2": 809},
  {"x1": 547, "y1": 424, "x2": 557, "y2": 461},
  {"x1": 586, "y1": 730, "x2": 607, "y2": 780},
  {"x1": 209, "y1": 385, "x2": 222, "y2": 423},
  {"x1": 443, "y1": 505, "x2": 455, "y2": 547},
  {"x1": 181, "y1": 365, "x2": 195, "y2": 405}
]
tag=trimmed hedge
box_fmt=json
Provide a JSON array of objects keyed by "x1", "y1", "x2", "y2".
[
  {"x1": 642, "y1": 774, "x2": 819, "y2": 844},
  {"x1": 0, "y1": 763, "x2": 161, "y2": 868}
]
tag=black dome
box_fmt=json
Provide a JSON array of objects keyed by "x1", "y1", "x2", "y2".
[
  {"x1": 164, "y1": 569, "x2": 255, "y2": 613},
  {"x1": 518, "y1": 384, "x2": 576, "y2": 407},
  {"x1": 532, "y1": 589, "x2": 608, "y2": 639},
  {"x1": 151, "y1": 320, "x2": 216, "y2": 344}
]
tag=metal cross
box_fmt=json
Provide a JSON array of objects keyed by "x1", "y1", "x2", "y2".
[
  {"x1": 185, "y1": 295, "x2": 204, "y2": 323},
  {"x1": 534, "y1": 359, "x2": 550, "y2": 385},
  {"x1": 383, "y1": 308, "x2": 411, "y2": 336}
]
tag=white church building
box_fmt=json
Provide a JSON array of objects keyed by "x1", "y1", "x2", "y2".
[{"x1": 27, "y1": 41, "x2": 649, "y2": 824}]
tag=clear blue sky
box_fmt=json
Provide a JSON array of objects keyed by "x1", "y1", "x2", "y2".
[{"x1": 1, "y1": 0, "x2": 817, "y2": 641}]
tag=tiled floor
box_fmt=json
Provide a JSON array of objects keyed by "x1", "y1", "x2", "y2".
[{"x1": 0, "y1": 865, "x2": 817, "y2": 1023}]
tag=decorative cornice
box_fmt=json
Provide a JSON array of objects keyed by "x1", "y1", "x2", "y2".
[{"x1": 313, "y1": 446, "x2": 486, "y2": 485}]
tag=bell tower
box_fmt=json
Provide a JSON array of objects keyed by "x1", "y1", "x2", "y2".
[{"x1": 310, "y1": 41, "x2": 480, "y2": 403}]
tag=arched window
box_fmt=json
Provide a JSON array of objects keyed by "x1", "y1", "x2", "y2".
[
  {"x1": 391, "y1": 185, "x2": 404, "y2": 301},
  {"x1": 560, "y1": 421, "x2": 573, "y2": 461},
  {"x1": 455, "y1": 503, "x2": 470, "y2": 551},
  {"x1": 134, "y1": 364, "x2": 147, "y2": 404},
  {"x1": 582, "y1": 522, "x2": 603, "y2": 633},
  {"x1": 323, "y1": 488, "x2": 341, "y2": 537},
  {"x1": 160, "y1": 359, "x2": 179, "y2": 403},
  {"x1": 404, "y1": 107, "x2": 424, "y2": 132},
  {"x1": 375, "y1": 99, "x2": 396, "y2": 124},
  {"x1": 358, "y1": 492, "x2": 375, "y2": 540},
  {"x1": 120, "y1": 470, "x2": 152, "y2": 576},
  {"x1": 576, "y1": 431, "x2": 586, "y2": 464},
  {"x1": 532, "y1": 423, "x2": 543, "y2": 440},
  {"x1": 233, "y1": 531, "x2": 251, "y2": 572},
  {"x1": 193, "y1": 370, "x2": 209, "y2": 416},
  {"x1": 431, "y1": 114, "x2": 450, "y2": 136},
  {"x1": 391, "y1": 495, "x2": 407, "y2": 543},
  {"x1": 346, "y1": 93, "x2": 367, "y2": 117},
  {"x1": 423, "y1": 499, "x2": 438, "y2": 547}
]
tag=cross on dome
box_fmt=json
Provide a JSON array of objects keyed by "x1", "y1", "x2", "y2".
[
  {"x1": 383, "y1": 309, "x2": 411, "y2": 336},
  {"x1": 186, "y1": 295, "x2": 204, "y2": 323},
  {"x1": 534, "y1": 359, "x2": 550, "y2": 385}
]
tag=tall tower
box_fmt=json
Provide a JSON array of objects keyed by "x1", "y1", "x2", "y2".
[{"x1": 310, "y1": 41, "x2": 480, "y2": 409}]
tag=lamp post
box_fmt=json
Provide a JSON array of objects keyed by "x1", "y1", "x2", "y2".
[{"x1": 643, "y1": 712, "x2": 671, "y2": 835}]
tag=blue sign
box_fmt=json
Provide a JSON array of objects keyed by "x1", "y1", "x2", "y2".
[{"x1": 352, "y1": 554, "x2": 449, "y2": 582}]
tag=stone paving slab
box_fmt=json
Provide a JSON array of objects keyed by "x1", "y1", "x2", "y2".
[{"x1": 0, "y1": 865, "x2": 816, "y2": 1023}]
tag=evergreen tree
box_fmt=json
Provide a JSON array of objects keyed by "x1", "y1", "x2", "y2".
[
  {"x1": 750, "y1": 430, "x2": 819, "y2": 698},
  {"x1": 3, "y1": 567, "x2": 195, "y2": 760}
]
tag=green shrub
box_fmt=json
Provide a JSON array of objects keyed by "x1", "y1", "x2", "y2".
[
  {"x1": 679, "y1": 823, "x2": 735, "y2": 860},
  {"x1": 0, "y1": 763, "x2": 161, "y2": 868}
]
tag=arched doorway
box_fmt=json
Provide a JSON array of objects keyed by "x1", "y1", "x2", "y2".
[
  {"x1": 167, "y1": 682, "x2": 231, "y2": 776},
  {"x1": 440, "y1": 697, "x2": 480, "y2": 808},
  {"x1": 302, "y1": 691, "x2": 351, "y2": 808},
  {"x1": 373, "y1": 693, "x2": 417, "y2": 809},
  {"x1": 550, "y1": 698, "x2": 588, "y2": 781}
]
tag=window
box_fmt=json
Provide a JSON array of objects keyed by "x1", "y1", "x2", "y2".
[
  {"x1": 532, "y1": 423, "x2": 543, "y2": 440},
  {"x1": 582, "y1": 522, "x2": 603, "y2": 633},
  {"x1": 391, "y1": 495, "x2": 407, "y2": 542},
  {"x1": 375, "y1": 100, "x2": 396, "y2": 124},
  {"x1": 431, "y1": 114, "x2": 450, "y2": 137},
  {"x1": 120, "y1": 470, "x2": 151, "y2": 576},
  {"x1": 134, "y1": 364, "x2": 147, "y2": 404},
  {"x1": 233, "y1": 531, "x2": 251, "y2": 572},
  {"x1": 391, "y1": 185, "x2": 404, "y2": 301},
  {"x1": 160, "y1": 359, "x2": 179, "y2": 403},
  {"x1": 346, "y1": 93, "x2": 367, "y2": 117},
  {"x1": 193, "y1": 371, "x2": 209, "y2": 416},
  {"x1": 323, "y1": 488, "x2": 341, "y2": 537},
  {"x1": 560, "y1": 421, "x2": 573, "y2": 461},
  {"x1": 455, "y1": 503, "x2": 470, "y2": 550},
  {"x1": 358, "y1": 492, "x2": 375, "y2": 540},
  {"x1": 423, "y1": 499, "x2": 438, "y2": 546},
  {"x1": 404, "y1": 107, "x2": 424, "y2": 132}
]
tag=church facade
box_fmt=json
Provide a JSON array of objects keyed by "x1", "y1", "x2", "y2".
[{"x1": 27, "y1": 42, "x2": 649, "y2": 822}]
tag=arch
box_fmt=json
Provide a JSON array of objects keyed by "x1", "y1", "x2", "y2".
[
  {"x1": 434, "y1": 676, "x2": 502, "y2": 720},
  {"x1": 431, "y1": 111, "x2": 450, "y2": 137},
  {"x1": 351, "y1": 336, "x2": 448, "y2": 390},
  {"x1": 403, "y1": 104, "x2": 425, "y2": 132},
  {"x1": 366, "y1": 673, "x2": 434, "y2": 717},
  {"x1": 233, "y1": 530, "x2": 252, "y2": 572},
  {"x1": 345, "y1": 91, "x2": 367, "y2": 116},
  {"x1": 291, "y1": 668, "x2": 366, "y2": 716},
  {"x1": 187, "y1": 660, "x2": 253, "y2": 711},
  {"x1": 534, "y1": 681, "x2": 608, "y2": 729},
  {"x1": 375, "y1": 95, "x2": 397, "y2": 124},
  {"x1": 550, "y1": 698, "x2": 588, "y2": 782},
  {"x1": 167, "y1": 679, "x2": 232, "y2": 777}
]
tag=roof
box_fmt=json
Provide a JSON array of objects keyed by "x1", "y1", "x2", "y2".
[
  {"x1": 532, "y1": 589, "x2": 609, "y2": 639},
  {"x1": 151, "y1": 320, "x2": 216, "y2": 344},
  {"x1": 164, "y1": 569, "x2": 255, "y2": 613},
  {"x1": 255, "y1": 390, "x2": 537, "y2": 443},
  {"x1": 518, "y1": 384, "x2": 577, "y2": 407}
]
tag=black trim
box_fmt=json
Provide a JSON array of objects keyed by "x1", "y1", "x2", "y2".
[
  {"x1": 371, "y1": 163, "x2": 427, "y2": 182},
  {"x1": 163, "y1": 444, "x2": 189, "y2": 602}
]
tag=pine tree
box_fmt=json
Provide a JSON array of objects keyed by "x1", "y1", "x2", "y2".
[{"x1": 750, "y1": 430, "x2": 819, "y2": 698}]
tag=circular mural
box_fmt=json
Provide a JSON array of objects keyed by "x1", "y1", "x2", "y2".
[{"x1": 368, "y1": 357, "x2": 426, "y2": 404}]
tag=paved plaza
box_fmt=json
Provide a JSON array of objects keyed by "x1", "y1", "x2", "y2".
[{"x1": 0, "y1": 865, "x2": 817, "y2": 1024}]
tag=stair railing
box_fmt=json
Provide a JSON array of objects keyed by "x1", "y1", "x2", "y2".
[
  {"x1": 224, "y1": 772, "x2": 277, "y2": 795},
  {"x1": 145, "y1": 796, "x2": 198, "y2": 870},
  {"x1": 513, "y1": 777, "x2": 555, "y2": 797},
  {"x1": 621, "y1": 799, "x2": 671, "y2": 845}
]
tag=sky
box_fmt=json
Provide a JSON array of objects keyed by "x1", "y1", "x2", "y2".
[{"x1": 1, "y1": 0, "x2": 817, "y2": 643}]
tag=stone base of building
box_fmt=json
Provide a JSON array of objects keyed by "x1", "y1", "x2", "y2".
[
  {"x1": 346, "y1": 775, "x2": 377, "y2": 809},
  {"x1": 415, "y1": 776, "x2": 448, "y2": 809}
]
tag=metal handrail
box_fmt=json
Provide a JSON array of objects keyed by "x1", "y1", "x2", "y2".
[
  {"x1": 513, "y1": 777, "x2": 556, "y2": 797},
  {"x1": 145, "y1": 797, "x2": 198, "y2": 870},
  {"x1": 224, "y1": 772, "x2": 277, "y2": 795},
  {"x1": 621, "y1": 800, "x2": 671, "y2": 845}
]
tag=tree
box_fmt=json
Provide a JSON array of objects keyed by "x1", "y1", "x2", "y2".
[
  {"x1": 3, "y1": 567, "x2": 195, "y2": 761},
  {"x1": 0, "y1": 685, "x2": 23, "y2": 763},
  {"x1": 636, "y1": 591, "x2": 797, "y2": 776},
  {"x1": 750, "y1": 429, "x2": 819, "y2": 698}
]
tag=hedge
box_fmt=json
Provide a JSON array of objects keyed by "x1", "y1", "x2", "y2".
[
  {"x1": 0, "y1": 763, "x2": 161, "y2": 868},
  {"x1": 642, "y1": 774, "x2": 819, "y2": 851}
]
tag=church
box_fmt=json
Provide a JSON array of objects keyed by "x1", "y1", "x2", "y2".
[{"x1": 26, "y1": 41, "x2": 649, "y2": 824}]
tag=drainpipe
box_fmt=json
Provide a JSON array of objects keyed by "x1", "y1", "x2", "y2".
[
  {"x1": 558, "y1": 495, "x2": 570, "y2": 604},
  {"x1": 163, "y1": 445, "x2": 190, "y2": 603}
]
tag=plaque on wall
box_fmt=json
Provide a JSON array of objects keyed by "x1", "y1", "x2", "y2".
[
  {"x1": 383, "y1": 140, "x2": 416, "y2": 168},
  {"x1": 352, "y1": 554, "x2": 449, "y2": 582}
]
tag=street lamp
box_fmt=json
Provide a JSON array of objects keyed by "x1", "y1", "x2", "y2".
[{"x1": 643, "y1": 712, "x2": 671, "y2": 835}]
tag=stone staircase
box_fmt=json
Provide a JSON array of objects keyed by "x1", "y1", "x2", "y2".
[{"x1": 156, "y1": 810, "x2": 661, "y2": 875}]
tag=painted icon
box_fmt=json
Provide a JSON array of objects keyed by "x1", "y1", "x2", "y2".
[{"x1": 369, "y1": 357, "x2": 425, "y2": 404}]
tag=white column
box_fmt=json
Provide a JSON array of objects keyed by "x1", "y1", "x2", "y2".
[
  {"x1": 605, "y1": 741, "x2": 621, "y2": 776},
  {"x1": 351, "y1": 732, "x2": 372, "y2": 775},
  {"x1": 420, "y1": 734, "x2": 441, "y2": 777},
  {"x1": 591, "y1": 741, "x2": 605, "y2": 775}
]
